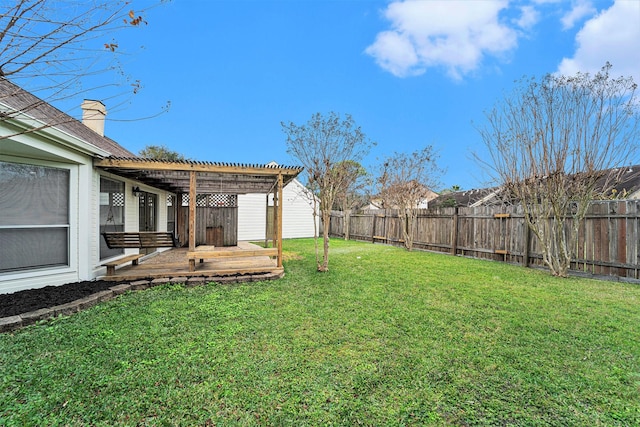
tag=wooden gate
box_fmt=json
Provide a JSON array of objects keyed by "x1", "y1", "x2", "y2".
[{"x1": 177, "y1": 194, "x2": 238, "y2": 247}]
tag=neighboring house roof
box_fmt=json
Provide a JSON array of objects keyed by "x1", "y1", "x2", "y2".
[
  {"x1": 430, "y1": 187, "x2": 499, "y2": 208},
  {"x1": 368, "y1": 187, "x2": 439, "y2": 210},
  {"x1": 431, "y1": 165, "x2": 640, "y2": 208},
  {"x1": 0, "y1": 78, "x2": 135, "y2": 157},
  {"x1": 363, "y1": 200, "x2": 384, "y2": 210},
  {"x1": 603, "y1": 165, "x2": 640, "y2": 199}
]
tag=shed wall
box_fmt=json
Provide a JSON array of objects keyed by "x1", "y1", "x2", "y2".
[{"x1": 238, "y1": 180, "x2": 318, "y2": 241}]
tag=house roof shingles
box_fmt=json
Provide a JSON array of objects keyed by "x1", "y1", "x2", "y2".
[
  {"x1": 430, "y1": 187, "x2": 499, "y2": 208},
  {"x1": 0, "y1": 78, "x2": 135, "y2": 157}
]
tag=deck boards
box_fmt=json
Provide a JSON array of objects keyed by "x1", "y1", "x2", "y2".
[{"x1": 100, "y1": 242, "x2": 282, "y2": 281}]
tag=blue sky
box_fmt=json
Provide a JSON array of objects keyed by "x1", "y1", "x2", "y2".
[{"x1": 64, "y1": 0, "x2": 640, "y2": 191}]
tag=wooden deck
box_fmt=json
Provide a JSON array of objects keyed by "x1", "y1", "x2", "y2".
[{"x1": 99, "y1": 242, "x2": 282, "y2": 281}]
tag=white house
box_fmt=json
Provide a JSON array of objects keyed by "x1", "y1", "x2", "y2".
[
  {"x1": 0, "y1": 80, "x2": 303, "y2": 294},
  {"x1": 0, "y1": 79, "x2": 175, "y2": 294},
  {"x1": 238, "y1": 174, "x2": 319, "y2": 241}
]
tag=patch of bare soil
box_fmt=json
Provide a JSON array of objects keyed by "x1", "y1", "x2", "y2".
[
  {"x1": 282, "y1": 251, "x2": 303, "y2": 261},
  {"x1": 0, "y1": 280, "x2": 124, "y2": 318}
]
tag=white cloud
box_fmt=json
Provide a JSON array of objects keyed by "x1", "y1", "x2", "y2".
[
  {"x1": 365, "y1": 0, "x2": 519, "y2": 80},
  {"x1": 561, "y1": 0, "x2": 596, "y2": 30},
  {"x1": 366, "y1": 31, "x2": 423, "y2": 77},
  {"x1": 558, "y1": 0, "x2": 640, "y2": 83},
  {"x1": 516, "y1": 5, "x2": 540, "y2": 30}
]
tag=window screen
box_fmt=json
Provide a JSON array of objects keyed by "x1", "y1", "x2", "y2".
[{"x1": 0, "y1": 161, "x2": 70, "y2": 272}]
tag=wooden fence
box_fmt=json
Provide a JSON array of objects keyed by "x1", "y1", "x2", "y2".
[{"x1": 329, "y1": 200, "x2": 640, "y2": 281}]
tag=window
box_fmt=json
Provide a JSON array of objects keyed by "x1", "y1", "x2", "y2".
[
  {"x1": 99, "y1": 177, "x2": 125, "y2": 260},
  {"x1": 0, "y1": 161, "x2": 70, "y2": 272}
]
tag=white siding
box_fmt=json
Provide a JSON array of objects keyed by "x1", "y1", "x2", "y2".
[
  {"x1": 281, "y1": 181, "x2": 318, "y2": 238},
  {"x1": 237, "y1": 194, "x2": 267, "y2": 241},
  {"x1": 237, "y1": 179, "x2": 318, "y2": 241}
]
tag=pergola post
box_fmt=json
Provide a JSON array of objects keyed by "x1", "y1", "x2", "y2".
[
  {"x1": 189, "y1": 171, "x2": 196, "y2": 251},
  {"x1": 175, "y1": 192, "x2": 182, "y2": 245},
  {"x1": 276, "y1": 173, "x2": 283, "y2": 267},
  {"x1": 264, "y1": 193, "x2": 270, "y2": 248}
]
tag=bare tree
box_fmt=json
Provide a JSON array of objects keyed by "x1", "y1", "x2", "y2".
[
  {"x1": 282, "y1": 112, "x2": 374, "y2": 271},
  {"x1": 0, "y1": 0, "x2": 162, "y2": 139},
  {"x1": 477, "y1": 63, "x2": 639, "y2": 277},
  {"x1": 376, "y1": 146, "x2": 443, "y2": 251},
  {"x1": 332, "y1": 160, "x2": 370, "y2": 240}
]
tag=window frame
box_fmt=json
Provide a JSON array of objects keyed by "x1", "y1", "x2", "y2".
[{"x1": 0, "y1": 159, "x2": 75, "y2": 274}]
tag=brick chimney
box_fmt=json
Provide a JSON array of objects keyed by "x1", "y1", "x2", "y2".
[{"x1": 81, "y1": 99, "x2": 106, "y2": 136}]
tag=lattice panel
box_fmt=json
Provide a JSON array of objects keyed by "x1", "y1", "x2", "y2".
[
  {"x1": 196, "y1": 194, "x2": 208, "y2": 207},
  {"x1": 179, "y1": 194, "x2": 238, "y2": 207},
  {"x1": 210, "y1": 194, "x2": 237, "y2": 207},
  {"x1": 113, "y1": 192, "x2": 124, "y2": 207}
]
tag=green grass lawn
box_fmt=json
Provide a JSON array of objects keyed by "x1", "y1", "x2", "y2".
[{"x1": 1, "y1": 238, "x2": 639, "y2": 426}]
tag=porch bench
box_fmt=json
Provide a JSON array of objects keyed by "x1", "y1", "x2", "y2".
[
  {"x1": 102, "y1": 254, "x2": 144, "y2": 276},
  {"x1": 102, "y1": 232, "x2": 179, "y2": 249},
  {"x1": 187, "y1": 247, "x2": 279, "y2": 272}
]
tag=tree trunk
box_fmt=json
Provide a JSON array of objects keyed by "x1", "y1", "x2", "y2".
[
  {"x1": 344, "y1": 209, "x2": 351, "y2": 240},
  {"x1": 319, "y1": 209, "x2": 331, "y2": 271},
  {"x1": 311, "y1": 198, "x2": 321, "y2": 269},
  {"x1": 401, "y1": 209, "x2": 413, "y2": 251}
]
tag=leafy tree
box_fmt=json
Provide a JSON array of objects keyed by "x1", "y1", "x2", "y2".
[
  {"x1": 440, "y1": 185, "x2": 461, "y2": 194},
  {"x1": 139, "y1": 144, "x2": 189, "y2": 161},
  {"x1": 436, "y1": 185, "x2": 462, "y2": 208},
  {"x1": 282, "y1": 112, "x2": 374, "y2": 271},
  {"x1": 376, "y1": 146, "x2": 443, "y2": 251},
  {"x1": 0, "y1": 0, "x2": 164, "y2": 139},
  {"x1": 477, "y1": 63, "x2": 639, "y2": 277}
]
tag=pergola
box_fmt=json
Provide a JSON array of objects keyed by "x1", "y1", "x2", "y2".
[{"x1": 94, "y1": 157, "x2": 303, "y2": 272}]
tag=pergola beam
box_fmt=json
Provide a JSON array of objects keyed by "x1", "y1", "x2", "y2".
[
  {"x1": 94, "y1": 157, "x2": 303, "y2": 195},
  {"x1": 94, "y1": 157, "x2": 301, "y2": 176}
]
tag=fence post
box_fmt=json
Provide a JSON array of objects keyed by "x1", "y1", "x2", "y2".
[
  {"x1": 451, "y1": 207, "x2": 459, "y2": 256},
  {"x1": 523, "y1": 217, "x2": 531, "y2": 268},
  {"x1": 372, "y1": 213, "x2": 376, "y2": 243}
]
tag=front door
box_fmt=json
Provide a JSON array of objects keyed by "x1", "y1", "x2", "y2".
[{"x1": 139, "y1": 192, "x2": 157, "y2": 254}]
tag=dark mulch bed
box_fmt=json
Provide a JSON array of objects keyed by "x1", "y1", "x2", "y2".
[{"x1": 0, "y1": 280, "x2": 124, "y2": 318}]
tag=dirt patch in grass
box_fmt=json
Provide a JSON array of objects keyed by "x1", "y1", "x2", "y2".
[
  {"x1": 0, "y1": 280, "x2": 123, "y2": 318},
  {"x1": 282, "y1": 251, "x2": 303, "y2": 261}
]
